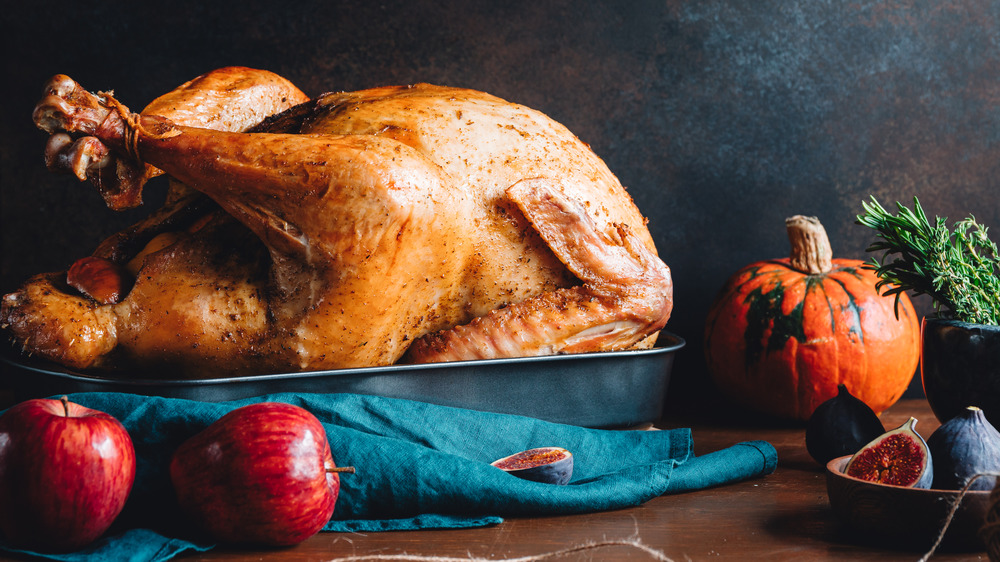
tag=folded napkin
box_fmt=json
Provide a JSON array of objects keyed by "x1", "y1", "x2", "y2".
[{"x1": 0, "y1": 392, "x2": 777, "y2": 561}]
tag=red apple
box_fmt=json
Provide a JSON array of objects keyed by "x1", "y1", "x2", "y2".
[
  {"x1": 0, "y1": 396, "x2": 136, "y2": 551},
  {"x1": 169, "y1": 402, "x2": 353, "y2": 546}
]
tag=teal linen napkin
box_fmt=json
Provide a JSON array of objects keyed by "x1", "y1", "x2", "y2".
[{"x1": 0, "y1": 392, "x2": 777, "y2": 561}]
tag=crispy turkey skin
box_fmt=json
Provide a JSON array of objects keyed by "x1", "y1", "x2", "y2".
[{"x1": 2, "y1": 67, "x2": 673, "y2": 378}]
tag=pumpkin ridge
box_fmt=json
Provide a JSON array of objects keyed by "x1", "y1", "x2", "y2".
[
  {"x1": 703, "y1": 264, "x2": 764, "y2": 353},
  {"x1": 803, "y1": 274, "x2": 838, "y2": 337},
  {"x1": 824, "y1": 273, "x2": 865, "y2": 344},
  {"x1": 769, "y1": 283, "x2": 807, "y2": 354},
  {"x1": 740, "y1": 275, "x2": 807, "y2": 368},
  {"x1": 833, "y1": 264, "x2": 863, "y2": 279},
  {"x1": 704, "y1": 262, "x2": 786, "y2": 358}
]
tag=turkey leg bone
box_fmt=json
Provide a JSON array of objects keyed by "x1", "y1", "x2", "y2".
[{"x1": 35, "y1": 69, "x2": 308, "y2": 210}]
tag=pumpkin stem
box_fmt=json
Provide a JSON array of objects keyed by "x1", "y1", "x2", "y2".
[{"x1": 786, "y1": 215, "x2": 833, "y2": 274}]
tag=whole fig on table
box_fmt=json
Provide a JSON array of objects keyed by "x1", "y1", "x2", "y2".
[
  {"x1": 845, "y1": 417, "x2": 933, "y2": 488},
  {"x1": 927, "y1": 406, "x2": 1000, "y2": 491},
  {"x1": 491, "y1": 447, "x2": 573, "y2": 485},
  {"x1": 805, "y1": 384, "x2": 885, "y2": 465}
]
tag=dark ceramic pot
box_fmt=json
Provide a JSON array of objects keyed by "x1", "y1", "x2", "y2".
[{"x1": 921, "y1": 316, "x2": 1000, "y2": 428}]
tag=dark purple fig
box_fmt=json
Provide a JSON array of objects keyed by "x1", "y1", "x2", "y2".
[
  {"x1": 927, "y1": 406, "x2": 1000, "y2": 491},
  {"x1": 805, "y1": 384, "x2": 885, "y2": 465},
  {"x1": 491, "y1": 447, "x2": 573, "y2": 485},
  {"x1": 844, "y1": 417, "x2": 933, "y2": 488}
]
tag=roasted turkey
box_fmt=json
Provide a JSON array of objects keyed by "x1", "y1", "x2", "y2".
[{"x1": 1, "y1": 67, "x2": 673, "y2": 378}]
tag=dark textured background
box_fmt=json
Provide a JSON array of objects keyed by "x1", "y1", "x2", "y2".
[{"x1": 4, "y1": 0, "x2": 1000, "y2": 408}]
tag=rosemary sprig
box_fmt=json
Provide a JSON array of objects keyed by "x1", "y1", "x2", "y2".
[{"x1": 856, "y1": 196, "x2": 1000, "y2": 325}]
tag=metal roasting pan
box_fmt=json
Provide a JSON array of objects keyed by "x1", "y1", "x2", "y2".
[{"x1": 0, "y1": 333, "x2": 684, "y2": 428}]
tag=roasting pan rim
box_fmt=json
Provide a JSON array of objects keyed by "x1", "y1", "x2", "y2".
[{"x1": 1, "y1": 332, "x2": 684, "y2": 428}]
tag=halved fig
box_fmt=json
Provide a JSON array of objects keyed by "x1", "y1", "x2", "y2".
[
  {"x1": 844, "y1": 417, "x2": 933, "y2": 488},
  {"x1": 490, "y1": 447, "x2": 573, "y2": 485}
]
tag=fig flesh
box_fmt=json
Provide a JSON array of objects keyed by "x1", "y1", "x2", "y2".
[
  {"x1": 927, "y1": 406, "x2": 1000, "y2": 491},
  {"x1": 491, "y1": 447, "x2": 573, "y2": 485},
  {"x1": 805, "y1": 384, "x2": 885, "y2": 465},
  {"x1": 844, "y1": 417, "x2": 933, "y2": 488}
]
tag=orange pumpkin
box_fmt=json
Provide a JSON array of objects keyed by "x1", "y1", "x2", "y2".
[{"x1": 704, "y1": 215, "x2": 919, "y2": 421}]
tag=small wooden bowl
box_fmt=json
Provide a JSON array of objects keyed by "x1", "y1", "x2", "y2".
[{"x1": 825, "y1": 456, "x2": 992, "y2": 551}]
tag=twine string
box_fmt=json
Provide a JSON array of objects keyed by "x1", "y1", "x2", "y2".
[
  {"x1": 323, "y1": 536, "x2": 676, "y2": 562},
  {"x1": 97, "y1": 90, "x2": 180, "y2": 162},
  {"x1": 983, "y1": 474, "x2": 1000, "y2": 562},
  {"x1": 918, "y1": 472, "x2": 1000, "y2": 562}
]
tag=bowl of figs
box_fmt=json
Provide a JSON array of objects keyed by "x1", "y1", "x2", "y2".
[{"x1": 810, "y1": 387, "x2": 1000, "y2": 552}]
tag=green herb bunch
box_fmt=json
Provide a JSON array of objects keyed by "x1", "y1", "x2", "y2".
[{"x1": 857, "y1": 196, "x2": 1000, "y2": 325}]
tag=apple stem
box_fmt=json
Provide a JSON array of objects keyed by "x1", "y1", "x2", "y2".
[
  {"x1": 60, "y1": 395, "x2": 70, "y2": 417},
  {"x1": 327, "y1": 466, "x2": 356, "y2": 474}
]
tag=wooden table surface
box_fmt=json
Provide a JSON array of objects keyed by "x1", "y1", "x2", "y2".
[
  {"x1": 123, "y1": 397, "x2": 982, "y2": 562},
  {"x1": 0, "y1": 390, "x2": 989, "y2": 561}
]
